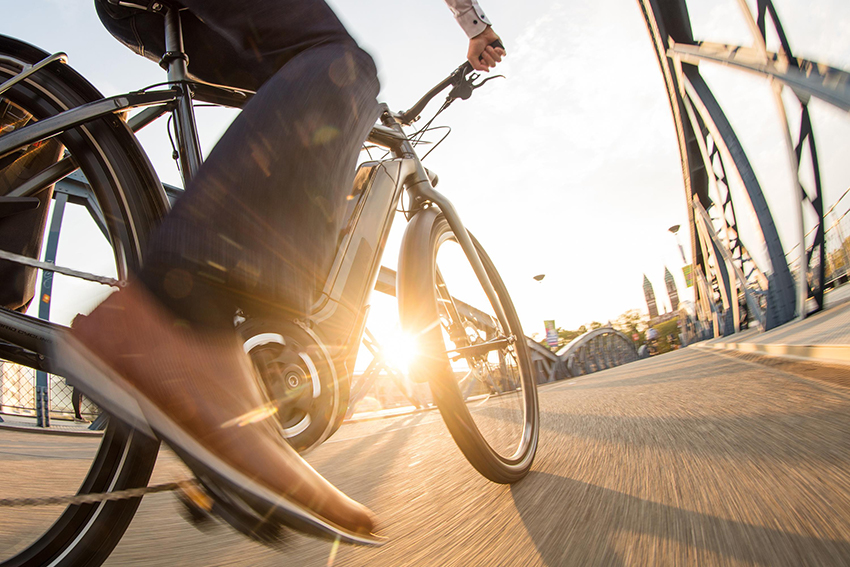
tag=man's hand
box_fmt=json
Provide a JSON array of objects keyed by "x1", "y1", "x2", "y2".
[{"x1": 468, "y1": 26, "x2": 505, "y2": 72}]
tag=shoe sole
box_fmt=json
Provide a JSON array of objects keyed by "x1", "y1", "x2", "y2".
[{"x1": 53, "y1": 330, "x2": 385, "y2": 546}]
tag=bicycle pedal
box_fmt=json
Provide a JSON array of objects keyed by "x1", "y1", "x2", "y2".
[
  {"x1": 174, "y1": 481, "x2": 216, "y2": 530},
  {"x1": 174, "y1": 478, "x2": 289, "y2": 548}
]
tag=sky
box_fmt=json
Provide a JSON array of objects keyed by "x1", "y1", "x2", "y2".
[{"x1": 3, "y1": 0, "x2": 850, "y2": 339}]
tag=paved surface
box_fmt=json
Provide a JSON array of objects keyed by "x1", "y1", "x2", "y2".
[
  {"x1": 0, "y1": 404, "x2": 430, "y2": 436},
  {"x1": 3, "y1": 346, "x2": 850, "y2": 566},
  {"x1": 0, "y1": 413, "x2": 102, "y2": 436}
]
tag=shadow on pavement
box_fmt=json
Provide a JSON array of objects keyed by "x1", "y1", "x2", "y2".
[
  {"x1": 314, "y1": 414, "x2": 426, "y2": 504},
  {"x1": 535, "y1": 404, "x2": 850, "y2": 466},
  {"x1": 510, "y1": 471, "x2": 850, "y2": 567}
]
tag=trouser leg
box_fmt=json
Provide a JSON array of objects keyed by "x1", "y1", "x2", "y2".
[
  {"x1": 138, "y1": 41, "x2": 380, "y2": 326},
  {"x1": 95, "y1": 0, "x2": 356, "y2": 92},
  {"x1": 0, "y1": 138, "x2": 62, "y2": 311},
  {"x1": 97, "y1": 0, "x2": 382, "y2": 326}
]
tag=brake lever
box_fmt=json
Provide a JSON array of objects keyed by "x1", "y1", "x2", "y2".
[
  {"x1": 447, "y1": 72, "x2": 505, "y2": 102},
  {"x1": 399, "y1": 39, "x2": 505, "y2": 124},
  {"x1": 472, "y1": 74, "x2": 505, "y2": 88}
]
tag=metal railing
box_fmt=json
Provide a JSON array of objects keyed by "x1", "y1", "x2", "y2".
[
  {"x1": 0, "y1": 360, "x2": 100, "y2": 421},
  {"x1": 786, "y1": 186, "x2": 850, "y2": 291}
]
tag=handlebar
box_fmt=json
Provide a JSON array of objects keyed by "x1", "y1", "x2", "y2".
[{"x1": 397, "y1": 39, "x2": 504, "y2": 126}]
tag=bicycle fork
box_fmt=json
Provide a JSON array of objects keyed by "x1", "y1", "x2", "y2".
[{"x1": 378, "y1": 109, "x2": 511, "y2": 334}]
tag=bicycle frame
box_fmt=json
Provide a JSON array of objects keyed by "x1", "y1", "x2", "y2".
[{"x1": 0, "y1": 6, "x2": 511, "y2": 385}]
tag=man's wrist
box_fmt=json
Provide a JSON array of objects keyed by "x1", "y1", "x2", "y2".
[{"x1": 472, "y1": 25, "x2": 497, "y2": 41}]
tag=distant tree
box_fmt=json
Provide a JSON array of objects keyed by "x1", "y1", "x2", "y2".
[
  {"x1": 545, "y1": 314, "x2": 663, "y2": 351},
  {"x1": 534, "y1": 324, "x2": 593, "y2": 350},
  {"x1": 612, "y1": 309, "x2": 649, "y2": 346},
  {"x1": 557, "y1": 327, "x2": 583, "y2": 345},
  {"x1": 826, "y1": 236, "x2": 850, "y2": 280}
]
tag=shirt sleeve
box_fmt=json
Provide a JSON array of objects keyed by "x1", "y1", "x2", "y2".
[{"x1": 443, "y1": 0, "x2": 492, "y2": 39}]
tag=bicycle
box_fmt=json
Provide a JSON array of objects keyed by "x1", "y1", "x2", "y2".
[{"x1": 0, "y1": 5, "x2": 538, "y2": 565}]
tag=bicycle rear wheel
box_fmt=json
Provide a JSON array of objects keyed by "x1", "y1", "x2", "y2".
[
  {"x1": 0, "y1": 36, "x2": 166, "y2": 566},
  {"x1": 398, "y1": 207, "x2": 539, "y2": 483}
]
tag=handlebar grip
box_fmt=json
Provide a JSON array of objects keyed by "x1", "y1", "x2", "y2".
[
  {"x1": 461, "y1": 39, "x2": 505, "y2": 75},
  {"x1": 485, "y1": 39, "x2": 505, "y2": 55}
]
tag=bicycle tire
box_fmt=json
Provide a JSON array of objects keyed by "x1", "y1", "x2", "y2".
[
  {"x1": 0, "y1": 35, "x2": 166, "y2": 567},
  {"x1": 398, "y1": 207, "x2": 539, "y2": 483}
]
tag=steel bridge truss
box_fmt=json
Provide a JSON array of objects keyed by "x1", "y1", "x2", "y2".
[
  {"x1": 556, "y1": 327, "x2": 639, "y2": 379},
  {"x1": 638, "y1": 0, "x2": 850, "y2": 334}
]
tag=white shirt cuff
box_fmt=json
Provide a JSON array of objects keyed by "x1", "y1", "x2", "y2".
[{"x1": 454, "y1": 1, "x2": 492, "y2": 39}]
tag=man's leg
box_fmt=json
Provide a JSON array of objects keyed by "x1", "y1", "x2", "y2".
[
  {"x1": 97, "y1": 0, "x2": 379, "y2": 321},
  {"x1": 72, "y1": 0, "x2": 382, "y2": 541},
  {"x1": 72, "y1": 388, "x2": 85, "y2": 421},
  {"x1": 139, "y1": 37, "x2": 380, "y2": 325}
]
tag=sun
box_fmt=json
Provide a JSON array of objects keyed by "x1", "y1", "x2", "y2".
[
  {"x1": 382, "y1": 331, "x2": 419, "y2": 374},
  {"x1": 353, "y1": 291, "x2": 420, "y2": 376}
]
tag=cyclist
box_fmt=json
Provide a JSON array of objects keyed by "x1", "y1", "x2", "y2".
[
  {"x1": 62, "y1": 0, "x2": 505, "y2": 543},
  {"x1": 645, "y1": 326, "x2": 659, "y2": 355}
]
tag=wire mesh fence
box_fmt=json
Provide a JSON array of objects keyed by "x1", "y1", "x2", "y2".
[
  {"x1": 0, "y1": 361, "x2": 34, "y2": 415},
  {"x1": 0, "y1": 359, "x2": 100, "y2": 421}
]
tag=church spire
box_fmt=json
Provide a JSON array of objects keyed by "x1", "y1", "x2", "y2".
[{"x1": 643, "y1": 274, "x2": 658, "y2": 319}]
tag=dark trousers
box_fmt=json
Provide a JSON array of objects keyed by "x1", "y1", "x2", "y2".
[
  {"x1": 72, "y1": 387, "x2": 83, "y2": 419},
  {"x1": 96, "y1": 0, "x2": 380, "y2": 326}
]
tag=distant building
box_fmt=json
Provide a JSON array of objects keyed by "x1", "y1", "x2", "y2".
[
  {"x1": 643, "y1": 274, "x2": 659, "y2": 319},
  {"x1": 664, "y1": 266, "x2": 680, "y2": 311}
]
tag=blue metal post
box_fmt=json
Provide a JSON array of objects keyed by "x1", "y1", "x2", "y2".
[{"x1": 35, "y1": 192, "x2": 67, "y2": 428}]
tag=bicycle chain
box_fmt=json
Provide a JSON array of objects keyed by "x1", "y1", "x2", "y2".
[{"x1": 0, "y1": 479, "x2": 197, "y2": 508}]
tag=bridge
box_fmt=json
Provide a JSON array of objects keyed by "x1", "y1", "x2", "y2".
[
  {"x1": 3, "y1": 0, "x2": 850, "y2": 564},
  {"x1": 639, "y1": 0, "x2": 850, "y2": 337}
]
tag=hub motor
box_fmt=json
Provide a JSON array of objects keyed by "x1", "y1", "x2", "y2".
[{"x1": 238, "y1": 318, "x2": 346, "y2": 453}]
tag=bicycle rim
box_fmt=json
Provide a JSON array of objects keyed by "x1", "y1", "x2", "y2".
[{"x1": 0, "y1": 36, "x2": 165, "y2": 566}]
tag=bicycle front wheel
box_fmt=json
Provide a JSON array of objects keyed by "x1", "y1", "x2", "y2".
[
  {"x1": 0, "y1": 35, "x2": 165, "y2": 566},
  {"x1": 398, "y1": 207, "x2": 539, "y2": 483}
]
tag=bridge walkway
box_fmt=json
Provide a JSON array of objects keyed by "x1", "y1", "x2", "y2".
[{"x1": 700, "y1": 286, "x2": 850, "y2": 368}]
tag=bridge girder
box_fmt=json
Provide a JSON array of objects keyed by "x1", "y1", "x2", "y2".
[{"x1": 636, "y1": 0, "x2": 844, "y2": 333}]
